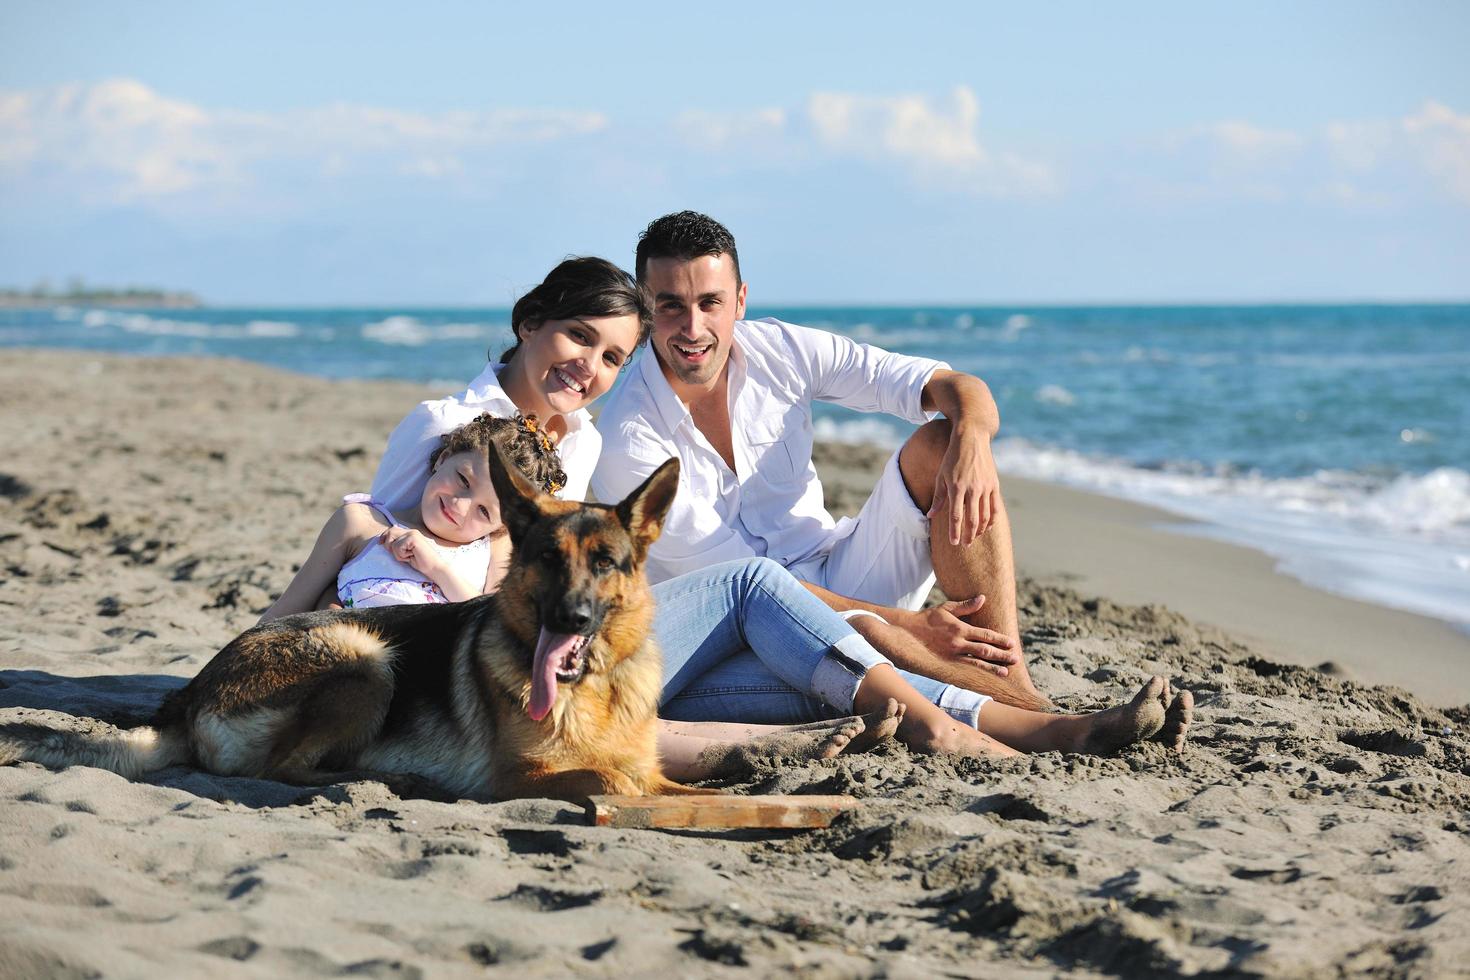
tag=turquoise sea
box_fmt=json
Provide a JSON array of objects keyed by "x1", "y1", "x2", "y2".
[{"x1": 4, "y1": 303, "x2": 1467, "y2": 629}]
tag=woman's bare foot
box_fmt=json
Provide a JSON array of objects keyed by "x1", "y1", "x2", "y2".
[
  {"x1": 898, "y1": 710, "x2": 1021, "y2": 758},
  {"x1": 1075, "y1": 676, "x2": 1170, "y2": 754},
  {"x1": 852, "y1": 698, "x2": 906, "y2": 751},
  {"x1": 1153, "y1": 687, "x2": 1194, "y2": 752},
  {"x1": 680, "y1": 704, "x2": 908, "y2": 781},
  {"x1": 778, "y1": 698, "x2": 906, "y2": 753}
]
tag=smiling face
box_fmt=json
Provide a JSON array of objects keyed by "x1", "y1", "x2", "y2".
[
  {"x1": 645, "y1": 254, "x2": 746, "y2": 399},
  {"x1": 418, "y1": 450, "x2": 503, "y2": 544},
  {"x1": 503, "y1": 313, "x2": 641, "y2": 419}
]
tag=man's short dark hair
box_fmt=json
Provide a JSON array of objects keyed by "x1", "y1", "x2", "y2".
[{"x1": 635, "y1": 211, "x2": 741, "y2": 285}]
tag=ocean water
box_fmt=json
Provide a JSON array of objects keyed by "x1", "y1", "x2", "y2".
[{"x1": 4, "y1": 303, "x2": 1467, "y2": 630}]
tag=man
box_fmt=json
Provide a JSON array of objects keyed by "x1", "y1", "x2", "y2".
[{"x1": 592, "y1": 211, "x2": 1046, "y2": 708}]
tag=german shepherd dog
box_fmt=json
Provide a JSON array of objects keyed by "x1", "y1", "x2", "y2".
[{"x1": 1, "y1": 445, "x2": 694, "y2": 802}]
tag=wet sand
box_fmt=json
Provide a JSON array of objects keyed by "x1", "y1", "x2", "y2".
[
  {"x1": 2, "y1": 350, "x2": 1466, "y2": 977},
  {"x1": 1003, "y1": 475, "x2": 1470, "y2": 707}
]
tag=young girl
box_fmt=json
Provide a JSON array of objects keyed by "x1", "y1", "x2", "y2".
[{"x1": 258, "y1": 414, "x2": 564, "y2": 624}]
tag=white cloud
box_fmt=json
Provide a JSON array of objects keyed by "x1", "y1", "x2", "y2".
[
  {"x1": 1148, "y1": 104, "x2": 1470, "y2": 209},
  {"x1": 400, "y1": 155, "x2": 465, "y2": 179},
  {"x1": 281, "y1": 103, "x2": 607, "y2": 150},
  {"x1": 1319, "y1": 102, "x2": 1470, "y2": 206},
  {"x1": 1207, "y1": 121, "x2": 1303, "y2": 161},
  {"x1": 675, "y1": 107, "x2": 786, "y2": 150},
  {"x1": 806, "y1": 86, "x2": 1057, "y2": 195},
  {"x1": 0, "y1": 78, "x2": 607, "y2": 203},
  {"x1": 1310, "y1": 179, "x2": 1393, "y2": 209},
  {"x1": 660, "y1": 87, "x2": 1057, "y2": 196},
  {"x1": 0, "y1": 79, "x2": 228, "y2": 198},
  {"x1": 3, "y1": 78, "x2": 1063, "y2": 213},
  {"x1": 1166, "y1": 120, "x2": 1303, "y2": 172},
  {"x1": 1402, "y1": 100, "x2": 1470, "y2": 203},
  {"x1": 1324, "y1": 120, "x2": 1391, "y2": 172},
  {"x1": 8, "y1": 78, "x2": 1462, "y2": 226},
  {"x1": 810, "y1": 87, "x2": 985, "y2": 169}
]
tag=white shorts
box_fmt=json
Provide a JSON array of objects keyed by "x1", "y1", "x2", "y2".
[{"x1": 790, "y1": 449, "x2": 936, "y2": 611}]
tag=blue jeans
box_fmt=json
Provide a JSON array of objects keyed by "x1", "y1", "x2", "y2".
[{"x1": 651, "y1": 558, "x2": 985, "y2": 727}]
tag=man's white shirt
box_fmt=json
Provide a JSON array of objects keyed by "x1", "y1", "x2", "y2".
[{"x1": 591, "y1": 317, "x2": 948, "y2": 585}]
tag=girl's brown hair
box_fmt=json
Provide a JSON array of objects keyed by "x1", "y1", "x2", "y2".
[{"x1": 428, "y1": 413, "x2": 567, "y2": 499}]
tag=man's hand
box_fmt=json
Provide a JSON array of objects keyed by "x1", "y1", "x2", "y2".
[
  {"x1": 380, "y1": 526, "x2": 443, "y2": 578},
  {"x1": 891, "y1": 595, "x2": 1019, "y2": 673},
  {"x1": 927, "y1": 427, "x2": 1001, "y2": 546}
]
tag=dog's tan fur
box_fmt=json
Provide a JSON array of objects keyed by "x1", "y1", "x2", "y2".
[{"x1": 1, "y1": 447, "x2": 695, "y2": 803}]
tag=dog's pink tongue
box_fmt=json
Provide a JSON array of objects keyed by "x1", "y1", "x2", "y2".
[{"x1": 529, "y1": 628, "x2": 580, "y2": 721}]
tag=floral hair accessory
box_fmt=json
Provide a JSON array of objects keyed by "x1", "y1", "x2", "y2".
[
  {"x1": 515, "y1": 414, "x2": 562, "y2": 494},
  {"x1": 517, "y1": 414, "x2": 555, "y2": 453}
]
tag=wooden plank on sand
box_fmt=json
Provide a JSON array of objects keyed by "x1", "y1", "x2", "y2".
[{"x1": 586, "y1": 794, "x2": 860, "y2": 830}]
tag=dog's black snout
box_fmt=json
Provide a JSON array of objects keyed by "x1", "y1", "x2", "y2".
[{"x1": 554, "y1": 596, "x2": 598, "y2": 635}]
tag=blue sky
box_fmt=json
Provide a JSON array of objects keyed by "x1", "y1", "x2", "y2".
[{"x1": 2, "y1": 1, "x2": 1468, "y2": 304}]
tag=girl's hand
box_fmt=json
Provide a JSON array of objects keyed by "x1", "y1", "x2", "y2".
[
  {"x1": 382, "y1": 525, "x2": 483, "y2": 602},
  {"x1": 380, "y1": 526, "x2": 442, "y2": 577}
]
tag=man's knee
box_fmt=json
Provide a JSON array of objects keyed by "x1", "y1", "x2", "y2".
[{"x1": 898, "y1": 419, "x2": 952, "y2": 511}]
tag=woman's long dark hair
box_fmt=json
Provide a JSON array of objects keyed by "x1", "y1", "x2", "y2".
[{"x1": 497, "y1": 256, "x2": 652, "y2": 365}]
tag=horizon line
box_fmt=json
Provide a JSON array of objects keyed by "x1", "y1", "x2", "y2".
[{"x1": 165, "y1": 296, "x2": 1470, "y2": 311}]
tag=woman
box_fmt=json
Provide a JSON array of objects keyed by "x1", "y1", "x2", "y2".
[{"x1": 369, "y1": 257, "x2": 1191, "y2": 770}]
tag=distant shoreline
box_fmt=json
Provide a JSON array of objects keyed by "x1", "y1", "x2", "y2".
[{"x1": 0, "y1": 292, "x2": 201, "y2": 309}]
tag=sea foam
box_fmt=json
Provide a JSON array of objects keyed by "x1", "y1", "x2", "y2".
[
  {"x1": 76, "y1": 309, "x2": 301, "y2": 340},
  {"x1": 992, "y1": 438, "x2": 1470, "y2": 628},
  {"x1": 361, "y1": 316, "x2": 495, "y2": 346}
]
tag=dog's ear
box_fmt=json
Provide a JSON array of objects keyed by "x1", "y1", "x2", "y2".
[
  {"x1": 486, "y1": 440, "x2": 547, "y2": 545},
  {"x1": 615, "y1": 457, "x2": 680, "y2": 562}
]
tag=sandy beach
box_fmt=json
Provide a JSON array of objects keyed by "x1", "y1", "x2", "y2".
[{"x1": 2, "y1": 349, "x2": 1467, "y2": 977}]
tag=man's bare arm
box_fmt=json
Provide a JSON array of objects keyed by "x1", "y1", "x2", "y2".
[
  {"x1": 918, "y1": 368, "x2": 1004, "y2": 543},
  {"x1": 798, "y1": 579, "x2": 889, "y2": 616},
  {"x1": 846, "y1": 614, "x2": 1048, "y2": 712},
  {"x1": 920, "y1": 369, "x2": 999, "y2": 436}
]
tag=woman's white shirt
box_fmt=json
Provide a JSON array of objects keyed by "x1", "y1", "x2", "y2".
[{"x1": 370, "y1": 361, "x2": 601, "y2": 513}]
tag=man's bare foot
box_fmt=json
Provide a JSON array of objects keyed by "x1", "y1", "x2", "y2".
[
  {"x1": 1153, "y1": 687, "x2": 1194, "y2": 752},
  {"x1": 1075, "y1": 676, "x2": 1170, "y2": 754}
]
